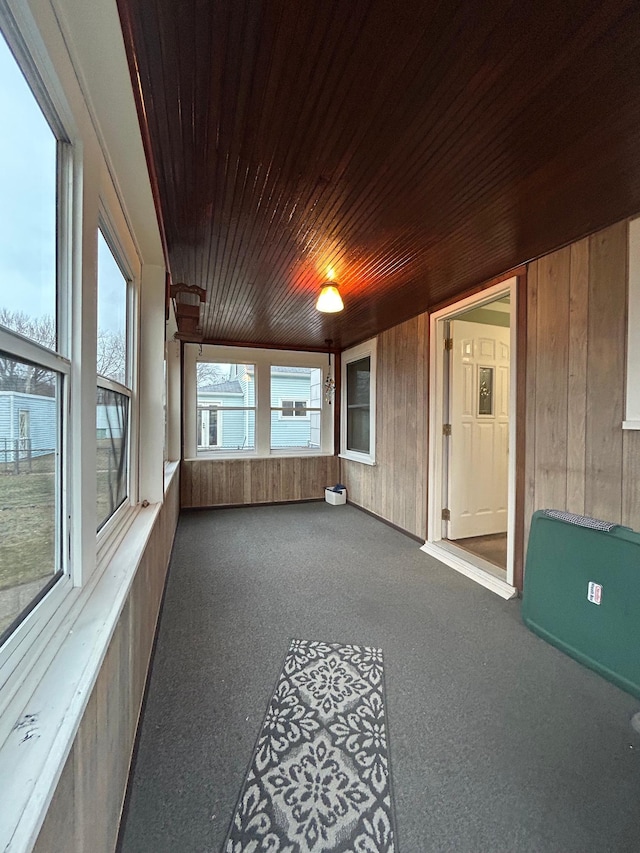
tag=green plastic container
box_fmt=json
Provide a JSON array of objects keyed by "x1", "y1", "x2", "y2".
[{"x1": 522, "y1": 509, "x2": 640, "y2": 699}]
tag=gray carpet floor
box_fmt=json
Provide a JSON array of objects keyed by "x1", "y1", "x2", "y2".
[{"x1": 118, "y1": 503, "x2": 640, "y2": 853}]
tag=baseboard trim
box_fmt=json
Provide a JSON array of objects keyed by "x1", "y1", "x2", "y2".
[
  {"x1": 347, "y1": 501, "x2": 424, "y2": 544},
  {"x1": 182, "y1": 498, "x2": 325, "y2": 512}
]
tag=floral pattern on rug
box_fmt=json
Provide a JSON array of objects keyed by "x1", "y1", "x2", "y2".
[
  {"x1": 291, "y1": 652, "x2": 370, "y2": 721},
  {"x1": 223, "y1": 640, "x2": 396, "y2": 853}
]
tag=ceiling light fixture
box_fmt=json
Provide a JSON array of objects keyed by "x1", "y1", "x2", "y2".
[
  {"x1": 315, "y1": 283, "x2": 344, "y2": 312},
  {"x1": 315, "y1": 265, "x2": 344, "y2": 313},
  {"x1": 316, "y1": 270, "x2": 344, "y2": 313}
]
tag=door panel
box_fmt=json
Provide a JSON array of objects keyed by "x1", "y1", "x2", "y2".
[{"x1": 448, "y1": 319, "x2": 510, "y2": 539}]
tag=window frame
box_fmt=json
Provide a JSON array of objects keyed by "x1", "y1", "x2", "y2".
[
  {"x1": 340, "y1": 338, "x2": 377, "y2": 465},
  {"x1": 95, "y1": 216, "x2": 136, "y2": 536},
  {"x1": 0, "y1": 10, "x2": 74, "y2": 667},
  {"x1": 195, "y1": 360, "x2": 256, "y2": 455},
  {"x1": 185, "y1": 344, "x2": 334, "y2": 459}
]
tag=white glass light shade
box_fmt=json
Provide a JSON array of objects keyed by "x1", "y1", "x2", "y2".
[{"x1": 315, "y1": 284, "x2": 344, "y2": 313}]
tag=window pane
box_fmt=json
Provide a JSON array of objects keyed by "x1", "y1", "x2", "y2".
[
  {"x1": 0, "y1": 35, "x2": 57, "y2": 347},
  {"x1": 478, "y1": 366, "x2": 494, "y2": 416},
  {"x1": 196, "y1": 362, "x2": 255, "y2": 454},
  {"x1": 270, "y1": 366, "x2": 320, "y2": 405},
  {"x1": 270, "y1": 366, "x2": 321, "y2": 449},
  {"x1": 347, "y1": 408, "x2": 370, "y2": 453},
  {"x1": 197, "y1": 362, "x2": 255, "y2": 405},
  {"x1": 0, "y1": 354, "x2": 60, "y2": 639},
  {"x1": 347, "y1": 357, "x2": 370, "y2": 453},
  {"x1": 97, "y1": 231, "x2": 127, "y2": 385},
  {"x1": 270, "y1": 410, "x2": 320, "y2": 449},
  {"x1": 347, "y1": 358, "x2": 370, "y2": 406},
  {"x1": 97, "y1": 387, "x2": 128, "y2": 530}
]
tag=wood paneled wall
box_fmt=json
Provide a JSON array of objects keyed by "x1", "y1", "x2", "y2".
[
  {"x1": 342, "y1": 219, "x2": 639, "y2": 554},
  {"x1": 181, "y1": 456, "x2": 340, "y2": 508},
  {"x1": 341, "y1": 314, "x2": 429, "y2": 539},
  {"x1": 32, "y1": 469, "x2": 180, "y2": 853},
  {"x1": 525, "y1": 221, "x2": 640, "y2": 546}
]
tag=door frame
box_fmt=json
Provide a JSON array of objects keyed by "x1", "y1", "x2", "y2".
[{"x1": 422, "y1": 275, "x2": 522, "y2": 599}]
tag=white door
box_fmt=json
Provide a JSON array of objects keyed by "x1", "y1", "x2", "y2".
[{"x1": 447, "y1": 319, "x2": 510, "y2": 539}]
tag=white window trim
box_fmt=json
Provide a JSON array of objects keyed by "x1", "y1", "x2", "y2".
[
  {"x1": 340, "y1": 338, "x2": 377, "y2": 465},
  {"x1": 95, "y1": 200, "x2": 140, "y2": 545},
  {"x1": 185, "y1": 344, "x2": 334, "y2": 458},
  {"x1": 0, "y1": 0, "x2": 74, "y2": 672},
  {"x1": 624, "y1": 217, "x2": 640, "y2": 429}
]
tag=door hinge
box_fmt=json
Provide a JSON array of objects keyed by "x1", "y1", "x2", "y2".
[
  {"x1": 441, "y1": 508, "x2": 451, "y2": 521},
  {"x1": 443, "y1": 423, "x2": 451, "y2": 436},
  {"x1": 444, "y1": 337, "x2": 453, "y2": 350}
]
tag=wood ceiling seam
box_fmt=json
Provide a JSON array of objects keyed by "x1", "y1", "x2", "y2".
[
  {"x1": 205, "y1": 6, "x2": 292, "y2": 331},
  {"x1": 120, "y1": 0, "x2": 640, "y2": 347},
  {"x1": 202, "y1": 11, "x2": 244, "y2": 329}
]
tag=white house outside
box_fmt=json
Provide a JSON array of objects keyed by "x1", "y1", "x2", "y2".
[{"x1": 196, "y1": 364, "x2": 322, "y2": 454}]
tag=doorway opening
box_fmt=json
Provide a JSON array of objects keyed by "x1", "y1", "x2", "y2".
[{"x1": 422, "y1": 278, "x2": 518, "y2": 599}]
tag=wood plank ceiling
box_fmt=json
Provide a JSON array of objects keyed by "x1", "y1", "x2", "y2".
[{"x1": 117, "y1": 0, "x2": 640, "y2": 350}]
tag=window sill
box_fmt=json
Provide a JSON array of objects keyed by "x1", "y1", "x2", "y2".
[
  {"x1": 164, "y1": 459, "x2": 179, "y2": 491},
  {"x1": 188, "y1": 450, "x2": 335, "y2": 461},
  {"x1": 622, "y1": 420, "x2": 640, "y2": 430},
  {"x1": 339, "y1": 452, "x2": 376, "y2": 466},
  {"x1": 0, "y1": 467, "x2": 176, "y2": 852}
]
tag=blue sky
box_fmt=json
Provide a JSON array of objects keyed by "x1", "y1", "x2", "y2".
[{"x1": 1, "y1": 33, "x2": 124, "y2": 337}]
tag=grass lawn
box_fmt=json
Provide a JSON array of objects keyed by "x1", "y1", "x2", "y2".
[
  {"x1": 0, "y1": 447, "x2": 124, "y2": 592},
  {"x1": 1, "y1": 454, "x2": 56, "y2": 591}
]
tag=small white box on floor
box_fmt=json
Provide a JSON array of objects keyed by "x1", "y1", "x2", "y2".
[{"x1": 325, "y1": 487, "x2": 346, "y2": 505}]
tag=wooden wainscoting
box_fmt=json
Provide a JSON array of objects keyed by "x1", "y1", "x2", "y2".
[
  {"x1": 181, "y1": 455, "x2": 340, "y2": 508},
  {"x1": 341, "y1": 314, "x2": 429, "y2": 540},
  {"x1": 32, "y1": 469, "x2": 180, "y2": 853},
  {"x1": 525, "y1": 220, "x2": 640, "y2": 549}
]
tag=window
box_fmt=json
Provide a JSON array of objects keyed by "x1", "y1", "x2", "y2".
[
  {"x1": 97, "y1": 229, "x2": 127, "y2": 385},
  {"x1": 96, "y1": 386, "x2": 128, "y2": 530},
  {"x1": 281, "y1": 400, "x2": 308, "y2": 418},
  {"x1": 187, "y1": 346, "x2": 333, "y2": 457},
  {"x1": 18, "y1": 408, "x2": 30, "y2": 449},
  {"x1": 478, "y1": 366, "x2": 494, "y2": 416},
  {"x1": 96, "y1": 229, "x2": 131, "y2": 529},
  {"x1": 196, "y1": 361, "x2": 255, "y2": 454},
  {"x1": 271, "y1": 366, "x2": 321, "y2": 449},
  {"x1": 341, "y1": 339, "x2": 377, "y2": 464},
  {"x1": 0, "y1": 29, "x2": 69, "y2": 643},
  {"x1": 0, "y1": 32, "x2": 58, "y2": 339},
  {"x1": 0, "y1": 355, "x2": 63, "y2": 641}
]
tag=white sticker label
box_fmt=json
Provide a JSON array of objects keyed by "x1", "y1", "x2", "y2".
[{"x1": 587, "y1": 582, "x2": 602, "y2": 605}]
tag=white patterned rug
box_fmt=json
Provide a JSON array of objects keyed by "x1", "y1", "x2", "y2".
[{"x1": 223, "y1": 639, "x2": 397, "y2": 852}]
